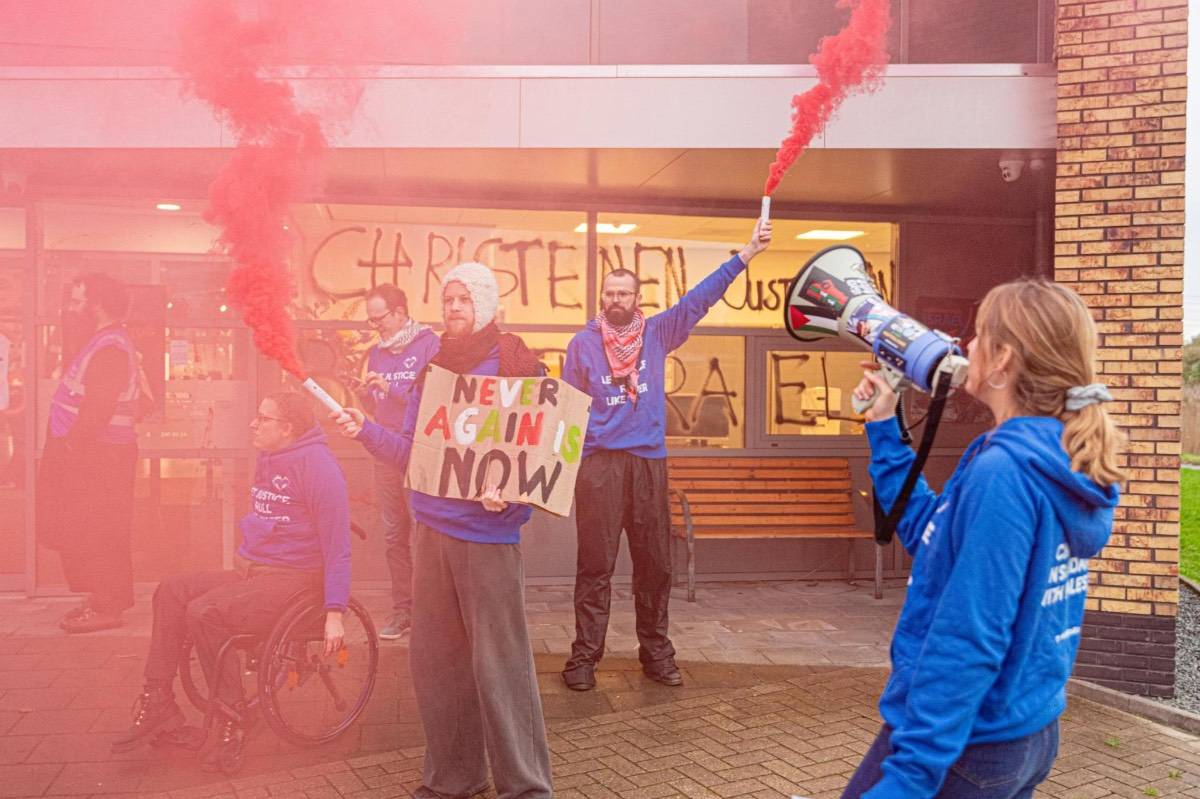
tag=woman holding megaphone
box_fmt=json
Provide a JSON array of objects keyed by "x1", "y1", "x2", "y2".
[{"x1": 841, "y1": 279, "x2": 1122, "y2": 799}]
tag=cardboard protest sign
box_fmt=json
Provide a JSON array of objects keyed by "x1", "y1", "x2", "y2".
[{"x1": 408, "y1": 365, "x2": 590, "y2": 516}]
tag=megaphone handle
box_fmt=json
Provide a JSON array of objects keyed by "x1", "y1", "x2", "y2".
[{"x1": 852, "y1": 365, "x2": 906, "y2": 415}]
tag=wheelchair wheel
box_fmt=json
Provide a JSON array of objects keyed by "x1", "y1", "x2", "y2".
[
  {"x1": 257, "y1": 593, "x2": 378, "y2": 747},
  {"x1": 179, "y1": 637, "x2": 260, "y2": 718}
]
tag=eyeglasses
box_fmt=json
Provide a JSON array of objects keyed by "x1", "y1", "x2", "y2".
[
  {"x1": 366, "y1": 309, "x2": 396, "y2": 328},
  {"x1": 602, "y1": 290, "x2": 636, "y2": 301},
  {"x1": 253, "y1": 413, "x2": 286, "y2": 425}
]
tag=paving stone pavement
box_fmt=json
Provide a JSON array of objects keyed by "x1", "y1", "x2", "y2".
[{"x1": 0, "y1": 581, "x2": 1197, "y2": 798}]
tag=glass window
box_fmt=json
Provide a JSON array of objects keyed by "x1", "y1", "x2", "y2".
[
  {"x1": 592, "y1": 213, "x2": 895, "y2": 328},
  {"x1": 666, "y1": 335, "x2": 745, "y2": 449},
  {"x1": 0, "y1": 208, "x2": 24, "y2": 249},
  {"x1": 41, "y1": 201, "x2": 217, "y2": 254},
  {"x1": 294, "y1": 204, "x2": 588, "y2": 328},
  {"x1": 295, "y1": 328, "x2": 376, "y2": 413},
  {"x1": 765, "y1": 349, "x2": 866, "y2": 437},
  {"x1": 747, "y1": 0, "x2": 903, "y2": 65},
  {"x1": 0, "y1": 238, "x2": 25, "y2": 582},
  {"x1": 152, "y1": 327, "x2": 253, "y2": 451},
  {"x1": 908, "y1": 0, "x2": 1041, "y2": 63},
  {"x1": 518, "y1": 332, "x2": 574, "y2": 380},
  {"x1": 38, "y1": 252, "x2": 155, "y2": 318}
]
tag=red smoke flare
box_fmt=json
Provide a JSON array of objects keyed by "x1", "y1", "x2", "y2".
[
  {"x1": 178, "y1": 1, "x2": 329, "y2": 379},
  {"x1": 763, "y1": 0, "x2": 892, "y2": 196}
]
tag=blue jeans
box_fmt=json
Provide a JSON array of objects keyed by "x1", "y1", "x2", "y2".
[
  {"x1": 375, "y1": 461, "x2": 413, "y2": 614},
  {"x1": 841, "y1": 720, "x2": 1059, "y2": 799}
]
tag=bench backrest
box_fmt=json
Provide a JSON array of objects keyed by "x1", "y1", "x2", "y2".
[{"x1": 667, "y1": 456, "x2": 856, "y2": 532}]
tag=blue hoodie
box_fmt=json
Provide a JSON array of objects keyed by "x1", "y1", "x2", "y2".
[
  {"x1": 366, "y1": 328, "x2": 440, "y2": 431},
  {"x1": 356, "y1": 344, "x2": 534, "y2": 544},
  {"x1": 564, "y1": 253, "x2": 747, "y2": 459},
  {"x1": 862, "y1": 415, "x2": 1118, "y2": 799},
  {"x1": 237, "y1": 426, "x2": 353, "y2": 611}
]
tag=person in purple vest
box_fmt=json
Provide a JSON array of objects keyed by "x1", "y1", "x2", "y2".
[
  {"x1": 560, "y1": 218, "x2": 772, "y2": 692},
  {"x1": 361, "y1": 284, "x2": 438, "y2": 641},
  {"x1": 37, "y1": 274, "x2": 141, "y2": 633}
]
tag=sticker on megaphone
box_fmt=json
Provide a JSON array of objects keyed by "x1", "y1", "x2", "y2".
[{"x1": 783, "y1": 245, "x2": 968, "y2": 412}]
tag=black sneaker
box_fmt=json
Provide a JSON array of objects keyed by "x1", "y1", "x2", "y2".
[
  {"x1": 561, "y1": 664, "x2": 596, "y2": 691},
  {"x1": 112, "y1": 686, "x2": 184, "y2": 753},
  {"x1": 643, "y1": 662, "x2": 683, "y2": 687},
  {"x1": 199, "y1": 715, "x2": 247, "y2": 774}
]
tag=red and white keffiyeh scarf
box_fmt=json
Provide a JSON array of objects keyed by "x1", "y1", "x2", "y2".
[{"x1": 598, "y1": 308, "x2": 645, "y2": 403}]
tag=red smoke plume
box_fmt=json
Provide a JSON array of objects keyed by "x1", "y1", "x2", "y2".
[
  {"x1": 763, "y1": 0, "x2": 892, "y2": 196},
  {"x1": 177, "y1": 1, "x2": 331, "y2": 378}
]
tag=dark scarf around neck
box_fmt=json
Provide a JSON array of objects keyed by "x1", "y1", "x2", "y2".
[{"x1": 431, "y1": 322, "x2": 545, "y2": 378}]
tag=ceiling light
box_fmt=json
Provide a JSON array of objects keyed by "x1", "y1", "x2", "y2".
[
  {"x1": 796, "y1": 229, "x2": 865, "y2": 241},
  {"x1": 156, "y1": 202, "x2": 182, "y2": 212},
  {"x1": 575, "y1": 223, "x2": 638, "y2": 235}
]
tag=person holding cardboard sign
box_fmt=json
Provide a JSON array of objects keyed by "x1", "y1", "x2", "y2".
[
  {"x1": 561, "y1": 218, "x2": 772, "y2": 692},
  {"x1": 336, "y1": 262, "x2": 552, "y2": 799}
]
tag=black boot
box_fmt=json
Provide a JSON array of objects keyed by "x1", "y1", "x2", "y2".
[
  {"x1": 112, "y1": 685, "x2": 184, "y2": 752},
  {"x1": 643, "y1": 659, "x2": 683, "y2": 687},
  {"x1": 199, "y1": 713, "x2": 247, "y2": 774}
]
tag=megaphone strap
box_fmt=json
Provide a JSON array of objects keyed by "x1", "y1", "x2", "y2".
[{"x1": 873, "y1": 375, "x2": 953, "y2": 546}]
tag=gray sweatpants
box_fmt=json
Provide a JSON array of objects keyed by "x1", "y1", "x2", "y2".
[{"x1": 410, "y1": 522, "x2": 552, "y2": 799}]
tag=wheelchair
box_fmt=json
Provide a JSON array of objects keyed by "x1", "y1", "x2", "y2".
[{"x1": 174, "y1": 588, "x2": 379, "y2": 749}]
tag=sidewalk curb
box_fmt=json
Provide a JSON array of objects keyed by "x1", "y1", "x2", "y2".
[{"x1": 1068, "y1": 679, "x2": 1200, "y2": 735}]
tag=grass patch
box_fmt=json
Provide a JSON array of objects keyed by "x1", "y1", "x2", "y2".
[
  {"x1": 1182, "y1": 469, "x2": 1200, "y2": 583},
  {"x1": 1184, "y1": 453, "x2": 1200, "y2": 466}
]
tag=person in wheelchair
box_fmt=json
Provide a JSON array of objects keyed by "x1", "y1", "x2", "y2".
[{"x1": 113, "y1": 392, "x2": 351, "y2": 772}]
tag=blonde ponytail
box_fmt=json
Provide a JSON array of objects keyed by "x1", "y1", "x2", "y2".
[
  {"x1": 1061, "y1": 404, "x2": 1125, "y2": 486},
  {"x1": 976, "y1": 279, "x2": 1125, "y2": 486}
]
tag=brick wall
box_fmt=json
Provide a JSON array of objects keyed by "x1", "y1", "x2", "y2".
[{"x1": 1054, "y1": 0, "x2": 1186, "y2": 696}]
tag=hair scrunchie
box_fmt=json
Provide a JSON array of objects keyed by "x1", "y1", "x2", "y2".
[{"x1": 1064, "y1": 383, "x2": 1112, "y2": 411}]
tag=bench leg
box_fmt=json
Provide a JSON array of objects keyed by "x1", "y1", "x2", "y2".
[
  {"x1": 846, "y1": 539, "x2": 855, "y2": 584},
  {"x1": 669, "y1": 532, "x2": 676, "y2": 589},
  {"x1": 874, "y1": 543, "x2": 884, "y2": 600},
  {"x1": 687, "y1": 527, "x2": 696, "y2": 603}
]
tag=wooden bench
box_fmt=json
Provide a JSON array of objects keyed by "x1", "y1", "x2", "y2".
[{"x1": 668, "y1": 456, "x2": 882, "y2": 602}]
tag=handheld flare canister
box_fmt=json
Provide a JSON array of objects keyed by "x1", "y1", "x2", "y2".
[{"x1": 301, "y1": 377, "x2": 346, "y2": 419}]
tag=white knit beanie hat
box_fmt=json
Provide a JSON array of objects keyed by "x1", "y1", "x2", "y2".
[{"x1": 441, "y1": 261, "x2": 500, "y2": 333}]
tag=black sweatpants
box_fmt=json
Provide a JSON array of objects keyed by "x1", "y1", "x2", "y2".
[
  {"x1": 565, "y1": 450, "x2": 676, "y2": 675},
  {"x1": 37, "y1": 436, "x2": 137, "y2": 613},
  {"x1": 143, "y1": 566, "x2": 319, "y2": 705}
]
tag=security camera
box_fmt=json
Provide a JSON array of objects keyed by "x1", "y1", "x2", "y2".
[{"x1": 998, "y1": 159, "x2": 1025, "y2": 183}]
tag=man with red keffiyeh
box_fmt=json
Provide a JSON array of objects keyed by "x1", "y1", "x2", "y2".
[{"x1": 561, "y1": 218, "x2": 773, "y2": 692}]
